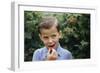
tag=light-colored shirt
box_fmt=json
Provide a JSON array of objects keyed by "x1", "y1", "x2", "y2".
[{"x1": 32, "y1": 45, "x2": 73, "y2": 61}]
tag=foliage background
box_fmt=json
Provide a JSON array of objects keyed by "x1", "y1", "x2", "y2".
[{"x1": 24, "y1": 11, "x2": 90, "y2": 61}]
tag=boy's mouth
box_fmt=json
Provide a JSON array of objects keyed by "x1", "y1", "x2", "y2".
[{"x1": 48, "y1": 44, "x2": 56, "y2": 49}]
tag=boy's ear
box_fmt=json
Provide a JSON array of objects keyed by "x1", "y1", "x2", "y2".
[
  {"x1": 59, "y1": 31, "x2": 62, "y2": 39},
  {"x1": 39, "y1": 34, "x2": 41, "y2": 38},
  {"x1": 39, "y1": 34, "x2": 42, "y2": 40}
]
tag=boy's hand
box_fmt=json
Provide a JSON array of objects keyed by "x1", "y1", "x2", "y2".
[{"x1": 47, "y1": 48, "x2": 58, "y2": 60}]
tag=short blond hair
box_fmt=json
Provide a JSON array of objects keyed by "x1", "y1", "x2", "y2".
[{"x1": 38, "y1": 16, "x2": 60, "y2": 34}]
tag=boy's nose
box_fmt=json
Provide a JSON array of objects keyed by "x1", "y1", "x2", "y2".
[{"x1": 48, "y1": 38, "x2": 53, "y2": 43}]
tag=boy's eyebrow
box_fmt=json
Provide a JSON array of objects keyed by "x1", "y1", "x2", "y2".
[
  {"x1": 42, "y1": 35, "x2": 49, "y2": 37},
  {"x1": 43, "y1": 36, "x2": 48, "y2": 37}
]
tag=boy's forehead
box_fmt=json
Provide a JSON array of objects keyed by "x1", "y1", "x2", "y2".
[{"x1": 40, "y1": 26, "x2": 59, "y2": 35}]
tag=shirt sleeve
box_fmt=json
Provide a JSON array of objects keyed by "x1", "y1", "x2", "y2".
[
  {"x1": 32, "y1": 49, "x2": 41, "y2": 61},
  {"x1": 64, "y1": 49, "x2": 73, "y2": 59},
  {"x1": 66, "y1": 51, "x2": 73, "y2": 59}
]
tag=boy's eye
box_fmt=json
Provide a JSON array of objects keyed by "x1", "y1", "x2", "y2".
[
  {"x1": 51, "y1": 35, "x2": 56, "y2": 38},
  {"x1": 43, "y1": 36, "x2": 48, "y2": 39}
]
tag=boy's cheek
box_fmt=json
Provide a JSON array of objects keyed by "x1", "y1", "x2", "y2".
[{"x1": 40, "y1": 37, "x2": 48, "y2": 44}]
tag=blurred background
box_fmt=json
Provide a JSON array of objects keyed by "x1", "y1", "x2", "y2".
[{"x1": 24, "y1": 11, "x2": 90, "y2": 61}]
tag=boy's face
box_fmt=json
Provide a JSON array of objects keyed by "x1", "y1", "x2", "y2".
[{"x1": 39, "y1": 25, "x2": 61, "y2": 50}]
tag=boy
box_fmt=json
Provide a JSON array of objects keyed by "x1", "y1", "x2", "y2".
[{"x1": 32, "y1": 16, "x2": 72, "y2": 61}]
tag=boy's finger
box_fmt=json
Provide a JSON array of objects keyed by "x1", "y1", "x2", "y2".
[
  {"x1": 52, "y1": 49, "x2": 56, "y2": 53},
  {"x1": 48, "y1": 48, "x2": 53, "y2": 54},
  {"x1": 51, "y1": 49, "x2": 57, "y2": 55}
]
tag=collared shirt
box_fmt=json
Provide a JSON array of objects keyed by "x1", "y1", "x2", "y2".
[{"x1": 32, "y1": 45, "x2": 73, "y2": 61}]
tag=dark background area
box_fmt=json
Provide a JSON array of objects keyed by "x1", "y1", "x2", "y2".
[{"x1": 24, "y1": 11, "x2": 90, "y2": 61}]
